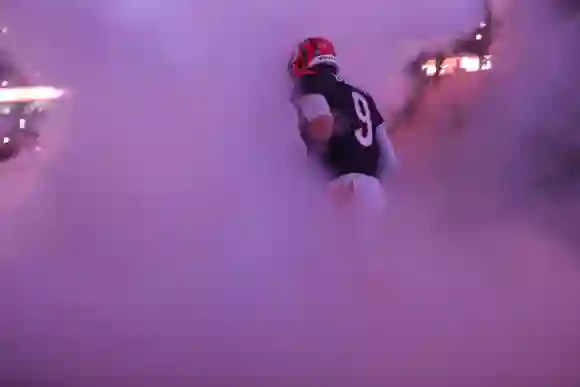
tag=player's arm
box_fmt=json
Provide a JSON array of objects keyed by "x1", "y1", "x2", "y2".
[
  {"x1": 365, "y1": 92, "x2": 398, "y2": 178},
  {"x1": 376, "y1": 121, "x2": 398, "y2": 179},
  {"x1": 294, "y1": 93, "x2": 334, "y2": 142}
]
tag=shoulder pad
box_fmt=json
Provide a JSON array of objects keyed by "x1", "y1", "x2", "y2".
[{"x1": 299, "y1": 72, "x2": 335, "y2": 95}]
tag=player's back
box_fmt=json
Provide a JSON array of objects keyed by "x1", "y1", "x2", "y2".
[{"x1": 298, "y1": 69, "x2": 383, "y2": 180}]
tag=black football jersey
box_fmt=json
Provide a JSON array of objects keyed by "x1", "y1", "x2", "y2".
[{"x1": 297, "y1": 70, "x2": 384, "y2": 179}]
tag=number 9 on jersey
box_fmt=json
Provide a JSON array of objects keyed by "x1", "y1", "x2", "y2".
[{"x1": 352, "y1": 92, "x2": 373, "y2": 147}]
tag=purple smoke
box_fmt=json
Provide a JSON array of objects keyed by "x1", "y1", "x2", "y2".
[{"x1": 0, "y1": 1, "x2": 579, "y2": 386}]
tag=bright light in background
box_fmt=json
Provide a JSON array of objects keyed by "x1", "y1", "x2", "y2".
[
  {"x1": 460, "y1": 56, "x2": 481, "y2": 72},
  {"x1": 422, "y1": 61, "x2": 437, "y2": 76},
  {"x1": 476, "y1": 33, "x2": 483, "y2": 40},
  {"x1": 421, "y1": 55, "x2": 492, "y2": 76},
  {"x1": 0, "y1": 86, "x2": 65, "y2": 103},
  {"x1": 3, "y1": 137, "x2": 10, "y2": 144}
]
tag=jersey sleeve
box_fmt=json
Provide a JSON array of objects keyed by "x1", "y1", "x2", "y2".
[
  {"x1": 363, "y1": 91, "x2": 397, "y2": 176},
  {"x1": 295, "y1": 94, "x2": 331, "y2": 122},
  {"x1": 376, "y1": 121, "x2": 398, "y2": 178}
]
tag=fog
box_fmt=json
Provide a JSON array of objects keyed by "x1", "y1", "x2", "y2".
[{"x1": 0, "y1": 1, "x2": 579, "y2": 386}]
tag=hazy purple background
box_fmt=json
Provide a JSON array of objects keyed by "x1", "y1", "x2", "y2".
[{"x1": 0, "y1": 1, "x2": 580, "y2": 386}]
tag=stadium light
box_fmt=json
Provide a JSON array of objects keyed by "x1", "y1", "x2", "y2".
[
  {"x1": 421, "y1": 55, "x2": 492, "y2": 76},
  {"x1": 0, "y1": 86, "x2": 65, "y2": 103}
]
